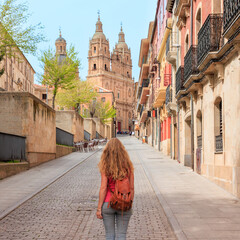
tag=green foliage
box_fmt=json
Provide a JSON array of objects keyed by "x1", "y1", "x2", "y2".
[
  {"x1": 83, "y1": 100, "x2": 116, "y2": 123},
  {"x1": 56, "y1": 79, "x2": 98, "y2": 111},
  {"x1": 39, "y1": 45, "x2": 80, "y2": 109},
  {"x1": 0, "y1": 0, "x2": 45, "y2": 55},
  {"x1": 0, "y1": 0, "x2": 45, "y2": 77}
]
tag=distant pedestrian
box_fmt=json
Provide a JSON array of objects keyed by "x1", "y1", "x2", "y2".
[
  {"x1": 129, "y1": 131, "x2": 132, "y2": 136},
  {"x1": 96, "y1": 138, "x2": 134, "y2": 240}
]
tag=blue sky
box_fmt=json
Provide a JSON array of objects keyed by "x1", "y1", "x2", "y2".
[{"x1": 26, "y1": 0, "x2": 157, "y2": 83}]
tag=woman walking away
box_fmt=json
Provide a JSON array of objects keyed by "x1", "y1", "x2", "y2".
[{"x1": 96, "y1": 138, "x2": 134, "y2": 240}]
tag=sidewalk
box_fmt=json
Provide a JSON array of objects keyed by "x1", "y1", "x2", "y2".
[
  {"x1": 0, "y1": 149, "x2": 99, "y2": 220},
  {"x1": 124, "y1": 137, "x2": 240, "y2": 240}
]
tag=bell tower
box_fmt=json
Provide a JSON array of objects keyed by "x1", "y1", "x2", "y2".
[
  {"x1": 55, "y1": 30, "x2": 67, "y2": 55},
  {"x1": 111, "y1": 25, "x2": 132, "y2": 79},
  {"x1": 87, "y1": 14, "x2": 110, "y2": 79}
]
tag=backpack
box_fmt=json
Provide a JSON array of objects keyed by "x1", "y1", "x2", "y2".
[{"x1": 107, "y1": 175, "x2": 132, "y2": 212}]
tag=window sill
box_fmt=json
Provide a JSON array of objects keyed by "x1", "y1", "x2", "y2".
[{"x1": 215, "y1": 151, "x2": 223, "y2": 154}]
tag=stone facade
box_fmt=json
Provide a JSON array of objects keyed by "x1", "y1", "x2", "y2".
[
  {"x1": 136, "y1": 0, "x2": 240, "y2": 198},
  {"x1": 87, "y1": 16, "x2": 135, "y2": 132},
  {"x1": 0, "y1": 92, "x2": 56, "y2": 167},
  {"x1": 56, "y1": 111, "x2": 84, "y2": 142},
  {"x1": 0, "y1": 48, "x2": 35, "y2": 93},
  {"x1": 83, "y1": 118, "x2": 96, "y2": 140}
]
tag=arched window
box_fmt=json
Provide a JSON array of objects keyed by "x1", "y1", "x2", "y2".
[
  {"x1": 105, "y1": 64, "x2": 107, "y2": 71},
  {"x1": 196, "y1": 110, "x2": 202, "y2": 148},
  {"x1": 196, "y1": 8, "x2": 202, "y2": 44},
  {"x1": 185, "y1": 34, "x2": 189, "y2": 55},
  {"x1": 128, "y1": 89, "x2": 131, "y2": 97},
  {"x1": 118, "y1": 91, "x2": 120, "y2": 99},
  {"x1": 94, "y1": 46, "x2": 96, "y2": 53},
  {"x1": 214, "y1": 97, "x2": 223, "y2": 152},
  {"x1": 60, "y1": 46, "x2": 62, "y2": 52},
  {"x1": 93, "y1": 64, "x2": 96, "y2": 70},
  {"x1": 105, "y1": 47, "x2": 107, "y2": 53},
  {"x1": 101, "y1": 97, "x2": 106, "y2": 102}
]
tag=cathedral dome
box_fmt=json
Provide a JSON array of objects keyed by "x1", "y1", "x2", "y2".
[
  {"x1": 92, "y1": 16, "x2": 106, "y2": 40},
  {"x1": 116, "y1": 26, "x2": 128, "y2": 50},
  {"x1": 55, "y1": 31, "x2": 66, "y2": 43}
]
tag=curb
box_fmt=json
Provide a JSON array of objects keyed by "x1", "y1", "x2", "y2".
[
  {"x1": 0, "y1": 149, "x2": 101, "y2": 220},
  {"x1": 137, "y1": 151, "x2": 188, "y2": 240}
]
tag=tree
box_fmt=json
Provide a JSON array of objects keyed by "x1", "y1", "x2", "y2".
[
  {"x1": 40, "y1": 46, "x2": 80, "y2": 109},
  {"x1": 83, "y1": 100, "x2": 116, "y2": 124},
  {"x1": 56, "y1": 79, "x2": 98, "y2": 111},
  {"x1": 0, "y1": 0, "x2": 45, "y2": 76}
]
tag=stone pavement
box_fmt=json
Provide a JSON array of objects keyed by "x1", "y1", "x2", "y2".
[
  {"x1": 123, "y1": 136, "x2": 240, "y2": 240},
  {"x1": 0, "y1": 150, "x2": 99, "y2": 220},
  {"x1": 0, "y1": 138, "x2": 176, "y2": 240}
]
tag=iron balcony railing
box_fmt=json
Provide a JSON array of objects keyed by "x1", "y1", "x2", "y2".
[
  {"x1": 166, "y1": 32, "x2": 177, "y2": 56},
  {"x1": 142, "y1": 79, "x2": 150, "y2": 88},
  {"x1": 223, "y1": 0, "x2": 240, "y2": 32},
  {"x1": 197, "y1": 135, "x2": 202, "y2": 149},
  {"x1": 176, "y1": 66, "x2": 184, "y2": 95},
  {"x1": 184, "y1": 45, "x2": 199, "y2": 83},
  {"x1": 215, "y1": 134, "x2": 223, "y2": 152},
  {"x1": 165, "y1": 85, "x2": 172, "y2": 106},
  {"x1": 198, "y1": 14, "x2": 223, "y2": 65}
]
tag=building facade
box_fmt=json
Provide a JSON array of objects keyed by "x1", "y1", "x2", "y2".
[
  {"x1": 87, "y1": 16, "x2": 135, "y2": 132},
  {"x1": 0, "y1": 48, "x2": 35, "y2": 93},
  {"x1": 136, "y1": 0, "x2": 240, "y2": 198}
]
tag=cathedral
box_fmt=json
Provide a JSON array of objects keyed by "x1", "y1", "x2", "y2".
[{"x1": 87, "y1": 15, "x2": 135, "y2": 132}]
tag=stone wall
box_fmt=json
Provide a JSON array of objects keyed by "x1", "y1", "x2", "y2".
[
  {"x1": 56, "y1": 111, "x2": 84, "y2": 142},
  {"x1": 84, "y1": 118, "x2": 96, "y2": 140},
  {"x1": 56, "y1": 145, "x2": 74, "y2": 158},
  {"x1": 0, "y1": 92, "x2": 56, "y2": 167},
  {"x1": 93, "y1": 118, "x2": 105, "y2": 138},
  {"x1": 0, "y1": 162, "x2": 29, "y2": 179}
]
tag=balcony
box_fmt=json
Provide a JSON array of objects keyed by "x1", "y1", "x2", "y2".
[
  {"x1": 223, "y1": 0, "x2": 240, "y2": 38},
  {"x1": 184, "y1": 45, "x2": 199, "y2": 84},
  {"x1": 176, "y1": 66, "x2": 184, "y2": 95},
  {"x1": 175, "y1": 0, "x2": 190, "y2": 29},
  {"x1": 153, "y1": 86, "x2": 167, "y2": 108},
  {"x1": 198, "y1": 14, "x2": 223, "y2": 66},
  {"x1": 166, "y1": 32, "x2": 178, "y2": 65},
  {"x1": 140, "y1": 108, "x2": 148, "y2": 123},
  {"x1": 139, "y1": 79, "x2": 150, "y2": 105},
  {"x1": 139, "y1": 63, "x2": 149, "y2": 86},
  {"x1": 215, "y1": 134, "x2": 223, "y2": 152},
  {"x1": 165, "y1": 85, "x2": 172, "y2": 106}
]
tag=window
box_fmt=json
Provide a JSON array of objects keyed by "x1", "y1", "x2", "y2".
[
  {"x1": 128, "y1": 89, "x2": 131, "y2": 97},
  {"x1": 105, "y1": 64, "x2": 107, "y2": 71},
  {"x1": 60, "y1": 46, "x2": 62, "y2": 52},
  {"x1": 101, "y1": 97, "x2": 106, "y2": 102},
  {"x1": 118, "y1": 92, "x2": 120, "y2": 99},
  {"x1": 105, "y1": 47, "x2": 107, "y2": 53},
  {"x1": 42, "y1": 94, "x2": 47, "y2": 100},
  {"x1": 105, "y1": 83, "x2": 109, "y2": 89},
  {"x1": 94, "y1": 46, "x2": 96, "y2": 53},
  {"x1": 195, "y1": 9, "x2": 202, "y2": 44},
  {"x1": 93, "y1": 64, "x2": 96, "y2": 70},
  {"x1": 127, "y1": 56, "x2": 128, "y2": 61},
  {"x1": 214, "y1": 98, "x2": 223, "y2": 152},
  {"x1": 185, "y1": 34, "x2": 189, "y2": 55}
]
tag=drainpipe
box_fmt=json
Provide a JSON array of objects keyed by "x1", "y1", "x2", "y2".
[
  {"x1": 190, "y1": 0, "x2": 194, "y2": 170},
  {"x1": 191, "y1": 94, "x2": 194, "y2": 170},
  {"x1": 177, "y1": 104, "x2": 180, "y2": 163},
  {"x1": 191, "y1": 0, "x2": 193, "y2": 46}
]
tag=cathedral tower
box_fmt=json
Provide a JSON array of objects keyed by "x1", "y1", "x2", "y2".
[
  {"x1": 55, "y1": 30, "x2": 67, "y2": 55},
  {"x1": 111, "y1": 26, "x2": 132, "y2": 79},
  {"x1": 87, "y1": 15, "x2": 110, "y2": 82}
]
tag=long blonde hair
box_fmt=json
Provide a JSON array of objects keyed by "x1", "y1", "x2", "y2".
[{"x1": 98, "y1": 138, "x2": 134, "y2": 180}]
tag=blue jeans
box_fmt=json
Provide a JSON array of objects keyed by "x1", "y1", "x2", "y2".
[{"x1": 102, "y1": 202, "x2": 132, "y2": 240}]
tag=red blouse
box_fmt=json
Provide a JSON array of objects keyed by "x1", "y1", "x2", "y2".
[{"x1": 104, "y1": 177, "x2": 115, "y2": 202}]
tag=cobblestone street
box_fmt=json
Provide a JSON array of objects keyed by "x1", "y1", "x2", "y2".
[{"x1": 0, "y1": 137, "x2": 176, "y2": 240}]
